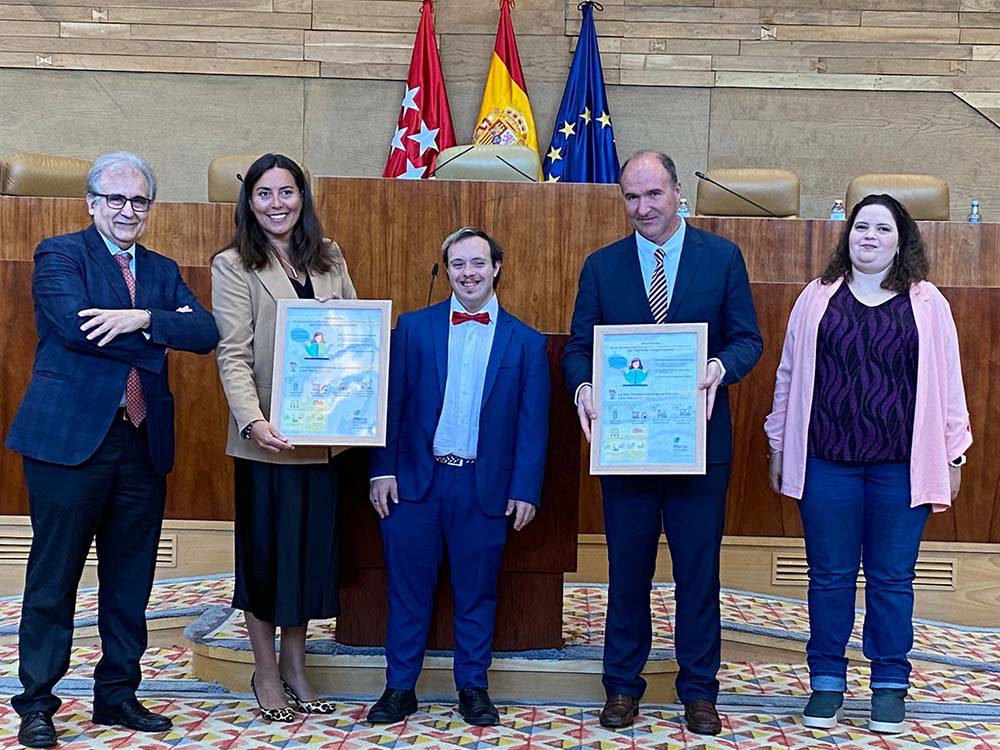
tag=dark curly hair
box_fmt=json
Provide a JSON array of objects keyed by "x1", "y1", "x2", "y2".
[
  {"x1": 226, "y1": 153, "x2": 340, "y2": 273},
  {"x1": 820, "y1": 193, "x2": 929, "y2": 293}
]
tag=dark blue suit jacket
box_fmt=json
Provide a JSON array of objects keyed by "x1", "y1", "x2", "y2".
[
  {"x1": 563, "y1": 226, "x2": 763, "y2": 463},
  {"x1": 5, "y1": 225, "x2": 219, "y2": 475},
  {"x1": 370, "y1": 300, "x2": 550, "y2": 517}
]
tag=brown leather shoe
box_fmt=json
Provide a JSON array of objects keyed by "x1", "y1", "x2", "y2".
[
  {"x1": 684, "y1": 700, "x2": 722, "y2": 735},
  {"x1": 599, "y1": 693, "x2": 639, "y2": 728}
]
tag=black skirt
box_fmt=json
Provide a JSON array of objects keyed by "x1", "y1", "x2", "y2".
[{"x1": 232, "y1": 457, "x2": 340, "y2": 626}]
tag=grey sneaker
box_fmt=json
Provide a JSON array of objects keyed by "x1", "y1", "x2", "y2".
[
  {"x1": 802, "y1": 690, "x2": 844, "y2": 729},
  {"x1": 869, "y1": 688, "x2": 907, "y2": 734}
]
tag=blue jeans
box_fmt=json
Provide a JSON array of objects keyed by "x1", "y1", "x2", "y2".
[{"x1": 798, "y1": 458, "x2": 929, "y2": 692}]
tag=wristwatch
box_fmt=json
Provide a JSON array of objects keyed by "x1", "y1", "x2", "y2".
[
  {"x1": 949, "y1": 454, "x2": 967, "y2": 468},
  {"x1": 241, "y1": 420, "x2": 263, "y2": 440}
]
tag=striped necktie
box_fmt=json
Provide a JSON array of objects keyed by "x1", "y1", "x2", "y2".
[
  {"x1": 114, "y1": 252, "x2": 147, "y2": 425},
  {"x1": 648, "y1": 247, "x2": 668, "y2": 324}
]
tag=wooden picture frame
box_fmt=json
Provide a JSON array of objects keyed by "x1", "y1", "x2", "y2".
[
  {"x1": 591, "y1": 322, "x2": 707, "y2": 475},
  {"x1": 270, "y1": 298, "x2": 391, "y2": 446}
]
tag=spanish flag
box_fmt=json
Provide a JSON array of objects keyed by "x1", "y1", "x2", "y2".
[{"x1": 473, "y1": 0, "x2": 539, "y2": 162}]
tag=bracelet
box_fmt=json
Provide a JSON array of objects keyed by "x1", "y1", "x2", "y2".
[{"x1": 240, "y1": 419, "x2": 264, "y2": 440}]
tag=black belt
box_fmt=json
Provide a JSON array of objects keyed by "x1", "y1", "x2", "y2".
[
  {"x1": 113, "y1": 407, "x2": 143, "y2": 427},
  {"x1": 434, "y1": 454, "x2": 476, "y2": 467}
]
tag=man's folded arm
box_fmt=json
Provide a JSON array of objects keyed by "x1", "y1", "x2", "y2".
[
  {"x1": 146, "y1": 260, "x2": 219, "y2": 354},
  {"x1": 33, "y1": 241, "x2": 165, "y2": 372}
]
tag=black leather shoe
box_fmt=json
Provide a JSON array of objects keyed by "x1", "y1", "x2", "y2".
[
  {"x1": 599, "y1": 693, "x2": 639, "y2": 728},
  {"x1": 367, "y1": 688, "x2": 418, "y2": 724},
  {"x1": 18, "y1": 711, "x2": 56, "y2": 748},
  {"x1": 684, "y1": 699, "x2": 722, "y2": 735},
  {"x1": 458, "y1": 687, "x2": 499, "y2": 726},
  {"x1": 92, "y1": 698, "x2": 172, "y2": 732}
]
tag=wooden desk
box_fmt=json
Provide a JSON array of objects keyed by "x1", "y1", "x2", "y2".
[{"x1": 1, "y1": 181, "x2": 997, "y2": 548}]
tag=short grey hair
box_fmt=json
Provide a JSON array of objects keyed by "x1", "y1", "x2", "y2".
[{"x1": 85, "y1": 151, "x2": 157, "y2": 201}]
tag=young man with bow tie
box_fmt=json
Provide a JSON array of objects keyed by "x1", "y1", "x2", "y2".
[{"x1": 368, "y1": 226, "x2": 550, "y2": 727}]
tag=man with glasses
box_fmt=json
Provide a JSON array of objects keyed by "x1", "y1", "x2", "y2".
[{"x1": 5, "y1": 151, "x2": 219, "y2": 748}]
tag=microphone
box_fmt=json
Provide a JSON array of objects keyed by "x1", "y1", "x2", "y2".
[
  {"x1": 427, "y1": 145, "x2": 476, "y2": 178},
  {"x1": 694, "y1": 170, "x2": 780, "y2": 218},
  {"x1": 426, "y1": 261, "x2": 439, "y2": 306},
  {"x1": 494, "y1": 154, "x2": 537, "y2": 182}
]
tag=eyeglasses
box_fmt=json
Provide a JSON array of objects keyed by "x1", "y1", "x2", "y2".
[{"x1": 92, "y1": 193, "x2": 153, "y2": 212}]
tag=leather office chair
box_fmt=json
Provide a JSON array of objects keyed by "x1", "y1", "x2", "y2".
[
  {"x1": 695, "y1": 168, "x2": 800, "y2": 218},
  {"x1": 208, "y1": 154, "x2": 311, "y2": 202},
  {"x1": 1, "y1": 152, "x2": 92, "y2": 197},
  {"x1": 432, "y1": 144, "x2": 540, "y2": 182},
  {"x1": 845, "y1": 174, "x2": 950, "y2": 221}
]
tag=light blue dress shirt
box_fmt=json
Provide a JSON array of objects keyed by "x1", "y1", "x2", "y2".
[
  {"x1": 432, "y1": 293, "x2": 500, "y2": 459},
  {"x1": 98, "y1": 230, "x2": 136, "y2": 279},
  {"x1": 635, "y1": 218, "x2": 685, "y2": 307}
]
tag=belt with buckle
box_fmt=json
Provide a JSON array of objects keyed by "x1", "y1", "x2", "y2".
[{"x1": 434, "y1": 454, "x2": 476, "y2": 467}]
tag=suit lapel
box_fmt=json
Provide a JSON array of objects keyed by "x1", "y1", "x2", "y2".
[
  {"x1": 134, "y1": 244, "x2": 152, "y2": 309},
  {"x1": 254, "y1": 259, "x2": 297, "y2": 302},
  {"x1": 84, "y1": 225, "x2": 132, "y2": 308},
  {"x1": 621, "y1": 235, "x2": 655, "y2": 325},
  {"x1": 431, "y1": 301, "x2": 450, "y2": 400},
  {"x1": 311, "y1": 270, "x2": 333, "y2": 299},
  {"x1": 481, "y1": 307, "x2": 513, "y2": 409},
  {"x1": 666, "y1": 225, "x2": 703, "y2": 322}
]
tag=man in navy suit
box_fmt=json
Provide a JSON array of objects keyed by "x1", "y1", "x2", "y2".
[
  {"x1": 564, "y1": 151, "x2": 762, "y2": 734},
  {"x1": 367, "y1": 226, "x2": 549, "y2": 727},
  {"x1": 5, "y1": 152, "x2": 219, "y2": 748}
]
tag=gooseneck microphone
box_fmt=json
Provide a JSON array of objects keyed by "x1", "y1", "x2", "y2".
[
  {"x1": 426, "y1": 145, "x2": 476, "y2": 178},
  {"x1": 495, "y1": 154, "x2": 537, "y2": 182},
  {"x1": 426, "y1": 262, "x2": 439, "y2": 306},
  {"x1": 694, "y1": 170, "x2": 780, "y2": 218}
]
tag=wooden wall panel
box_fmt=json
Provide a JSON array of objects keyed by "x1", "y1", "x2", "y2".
[
  {"x1": 1, "y1": 0, "x2": 999, "y2": 113},
  {"x1": 1, "y1": 179, "x2": 998, "y2": 543}
]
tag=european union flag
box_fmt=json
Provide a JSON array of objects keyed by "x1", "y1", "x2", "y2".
[{"x1": 543, "y1": 1, "x2": 619, "y2": 183}]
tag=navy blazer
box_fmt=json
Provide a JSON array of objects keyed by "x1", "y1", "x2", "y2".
[
  {"x1": 5, "y1": 225, "x2": 219, "y2": 475},
  {"x1": 563, "y1": 226, "x2": 763, "y2": 463},
  {"x1": 370, "y1": 300, "x2": 550, "y2": 517}
]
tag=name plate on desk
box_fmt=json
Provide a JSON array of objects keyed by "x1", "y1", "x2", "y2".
[
  {"x1": 270, "y1": 299, "x2": 391, "y2": 446},
  {"x1": 591, "y1": 323, "x2": 707, "y2": 475}
]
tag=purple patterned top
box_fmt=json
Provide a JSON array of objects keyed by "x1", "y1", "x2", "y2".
[{"x1": 807, "y1": 283, "x2": 918, "y2": 462}]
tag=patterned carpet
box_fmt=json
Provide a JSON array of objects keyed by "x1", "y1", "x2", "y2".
[{"x1": 1, "y1": 575, "x2": 999, "y2": 749}]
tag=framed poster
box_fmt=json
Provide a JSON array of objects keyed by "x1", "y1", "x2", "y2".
[
  {"x1": 270, "y1": 299, "x2": 391, "y2": 446},
  {"x1": 591, "y1": 323, "x2": 707, "y2": 475}
]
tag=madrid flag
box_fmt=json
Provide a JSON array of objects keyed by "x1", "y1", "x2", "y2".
[
  {"x1": 383, "y1": 0, "x2": 456, "y2": 179},
  {"x1": 473, "y1": 0, "x2": 539, "y2": 159}
]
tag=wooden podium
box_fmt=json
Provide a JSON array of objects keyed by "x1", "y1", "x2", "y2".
[{"x1": 334, "y1": 335, "x2": 580, "y2": 651}]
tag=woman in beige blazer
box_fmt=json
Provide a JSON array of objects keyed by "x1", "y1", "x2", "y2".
[{"x1": 211, "y1": 154, "x2": 355, "y2": 722}]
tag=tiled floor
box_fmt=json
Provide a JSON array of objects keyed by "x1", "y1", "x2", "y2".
[{"x1": 2, "y1": 576, "x2": 998, "y2": 749}]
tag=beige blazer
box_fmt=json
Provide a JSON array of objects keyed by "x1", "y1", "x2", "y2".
[{"x1": 211, "y1": 243, "x2": 357, "y2": 464}]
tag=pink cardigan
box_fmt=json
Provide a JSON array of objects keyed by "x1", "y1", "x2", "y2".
[{"x1": 764, "y1": 278, "x2": 972, "y2": 511}]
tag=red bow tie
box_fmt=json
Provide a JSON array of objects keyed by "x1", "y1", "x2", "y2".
[{"x1": 452, "y1": 310, "x2": 490, "y2": 325}]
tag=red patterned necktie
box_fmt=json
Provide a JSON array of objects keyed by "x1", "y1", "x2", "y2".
[
  {"x1": 451, "y1": 310, "x2": 490, "y2": 325},
  {"x1": 114, "y1": 252, "x2": 146, "y2": 425}
]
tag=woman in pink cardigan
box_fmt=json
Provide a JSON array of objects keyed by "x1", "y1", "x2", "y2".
[{"x1": 765, "y1": 194, "x2": 971, "y2": 735}]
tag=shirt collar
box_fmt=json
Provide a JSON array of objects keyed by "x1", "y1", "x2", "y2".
[
  {"x1": 450, "y1": 292, "x2": 499, "y2": 324},
  {"x1": 635, "y1": 217, "x2": 686, "y2": 258},
  {"x1": 97, "y1": 229, "x2": 136, "y2": 258}
]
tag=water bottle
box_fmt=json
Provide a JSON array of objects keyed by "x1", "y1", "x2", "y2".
[
  {"x1": 830, "y1": 200, "x2": 846, "y2": 221},
  {"x1": 677, "y1": 198, "x2": 691, "y2": 218},
  {"x1": 968, "y1": 200, "x2": 981, "y2": 223}
]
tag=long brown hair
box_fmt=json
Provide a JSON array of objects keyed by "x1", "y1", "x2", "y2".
[
  {"x1": 820, "y1": 193, "x2": 929, "y2": 293},
  {"x1": 227, "y1": 153, "x2": 339, "y2": 273}
]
